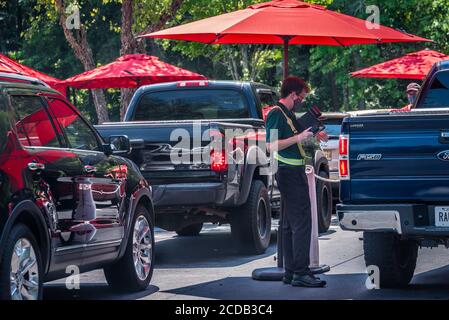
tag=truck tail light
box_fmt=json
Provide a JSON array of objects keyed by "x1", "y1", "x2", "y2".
[
  {"x1": 210, "y1": 150, "x2": 228, "y2": 172},
  {"x1": 339, "y1": 135, "x2": 350, "y2": 179},
  {"x1": 339, "y1": 135, "x2": 348, "y2": 156},
  {"x1": 209, "y1": 129, "x2": 228, "y2": 173},
  {"x1": 339, "y1": 159, "x2": 349, "y2": 178}
]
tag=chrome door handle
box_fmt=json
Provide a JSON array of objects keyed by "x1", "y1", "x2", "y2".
[
  {"x1": 28, "y1": 162, "x2": 45, "y2": 171},
  {"x1": 84, "y1": 165, "x2": 97, "y2": 174}
]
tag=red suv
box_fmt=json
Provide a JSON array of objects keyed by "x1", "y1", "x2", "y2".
[{"x1": 0, "y1": 73, "x2": 155, "y2": 300}]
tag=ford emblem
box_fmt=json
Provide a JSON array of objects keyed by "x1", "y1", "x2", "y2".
[{"x1": 437, "y1": 150, "x2": 449, "y2": 161}]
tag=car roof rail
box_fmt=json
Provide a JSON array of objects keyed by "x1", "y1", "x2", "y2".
[{"x1": 0, "y1": 72, "x2": 50, "y2": 88}]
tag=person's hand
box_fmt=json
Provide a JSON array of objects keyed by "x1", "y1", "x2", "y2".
[
  {"x1": 296, "y1": 127, "x2": 313, "y2": 143},
  {"x1": 390, "y1": 104, "x2": 412, "y2": 113},
  {"x1": 316, "y1": 131, "x2": 329, "y2": 143}
]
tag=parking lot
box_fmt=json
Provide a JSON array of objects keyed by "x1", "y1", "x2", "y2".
[{"x1": 43, "y1": 218, "x2": 449, "y2": 300}]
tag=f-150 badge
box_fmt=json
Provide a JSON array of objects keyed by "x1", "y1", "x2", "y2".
[
  {"x1": 357, "y1": 154, "x2": 382, "y2": 161},
  {"x1": 437, "y1": 150, "x2": 449, "y2": 161}
]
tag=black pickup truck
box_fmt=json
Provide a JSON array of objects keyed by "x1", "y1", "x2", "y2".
[
  {"x1": 97, "y1": 80, "x2": 332, "y2": 254},
  {"x1": 338, "y1": 60, "x2": 449, "y2": 288}
]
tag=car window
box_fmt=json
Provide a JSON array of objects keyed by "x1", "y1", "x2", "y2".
[
  {"x1": 46, "y1": 98, "x2": 100, "y2": 151},
  {"x1": 11, "y1": 95, "x2": 60, "y2": 148},
  {"x1": 419, "y1": 71, "x2": 449, "y2": 108},
  {"x1": 134, "y1": 89, "x2": 249, "y2": 121}
]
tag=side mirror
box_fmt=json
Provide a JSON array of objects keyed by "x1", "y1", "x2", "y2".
[{"x1": 105, "y1": 135, "x2": 131, "y2": 156}]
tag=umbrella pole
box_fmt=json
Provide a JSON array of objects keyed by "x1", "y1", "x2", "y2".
[{"x1": 283, "y1": 37, "x2": 290, "y2": 79}]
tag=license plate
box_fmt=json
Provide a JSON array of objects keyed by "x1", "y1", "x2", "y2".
[{"x1": 435, "y1": 207, "x2": 449, "y2": 227}]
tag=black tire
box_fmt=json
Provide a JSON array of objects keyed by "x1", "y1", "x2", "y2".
[
  {"x1": 176, "y1": 223, "x2": 203, "y2": 237},
  {"x1": 363, "y1": 232, "x2": 418, "y2": 288},
  {"x1": 231, "y1": 180, "x2": 271, "y2": 254},
  {"x1": 0, "y1": 224, "x2": 43, "y2": 300},
  {"x1": 316, "y1": 170, "x2": 332, "y2": 233},
  {"x1": 104, "y1": 205, "x2": 155, "y2": 292}
]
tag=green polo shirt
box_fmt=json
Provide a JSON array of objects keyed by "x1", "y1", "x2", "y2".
[{"x1": 265, "y1": 103, "x2": 304, "y2": 165}]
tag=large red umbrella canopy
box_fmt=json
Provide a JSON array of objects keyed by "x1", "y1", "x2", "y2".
[
  {"x1": 62, "y1": 54, "x2": 207, "y2": 89},
  {"x1": 144, "y1": 0, "x2": 431, "y2": 77},
  {"x1": 351, "y1": 49, "x2": 449, "y2": 80},
  {"x1": 0, "y1": 53, "x2": 66, "y2": 93}
]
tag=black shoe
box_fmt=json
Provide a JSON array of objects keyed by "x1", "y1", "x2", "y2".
[
  {"x1": 291, "y1": 273, "x2": 326, "y2": 288},
  {"x1": 282, "y1": 273, "x2": 293, "y2": 285}
]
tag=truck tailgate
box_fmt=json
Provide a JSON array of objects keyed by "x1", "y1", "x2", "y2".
[
  {"x1": 347, "y1": 112, "x2": 449, "y2": 203},
  {"x1": 96, "y1": 119, "x2": 262, "y2": 185},
  {"x1": 97, "y1": 121, "x2": 216, "y2": 184}
]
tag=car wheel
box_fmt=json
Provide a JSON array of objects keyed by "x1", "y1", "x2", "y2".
[
  {"x1": 316, "y1": 170, "x2": 332, "y2": 233},
  {"x1": 231, "y1": 180, "x2": 271, "y2": 254},
  {"x1": 363, "y1": 232, "x2": 418, "y2": 288},
  {"x1": 176, "y1": 223, "x2": 203, "y2": 237},
  {"x1": 0, "y1": 224, "x2": 43, "y2": 300},
  {"x1": 104, "y1": 205, "x2": 154, "y2": 292}
]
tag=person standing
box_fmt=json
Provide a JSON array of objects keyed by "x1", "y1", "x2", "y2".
[
  {"x1": 391, "y1": 82, "x2": 421, "y2": 112},
  {"x1": 266, "y1": 76, "x2": 327, "y2": 288}
]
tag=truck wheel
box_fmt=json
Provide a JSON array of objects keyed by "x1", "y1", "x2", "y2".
[
  {"x1": 363, "y1": 232, "x2": 418, "y2": 288},
  {"x1": 231, "y1": 180, "x2": 271, "y2": 254},
  {"x1": 176, "y1": 223, "x2": 203, "y2": 237},
  {"x1": 104, "y1": 205, "x2": 154, "y2": 292},
  {"x1": 0, "y1": 224, "x2": 43, "y2": 300},
  {"x1": 316, "y1": 170, "x2": 332, "y2": 233}
]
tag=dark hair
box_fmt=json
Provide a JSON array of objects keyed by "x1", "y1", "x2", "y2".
[{"x1": 280, "y1": 76, "x2": 309, "y2": 99}]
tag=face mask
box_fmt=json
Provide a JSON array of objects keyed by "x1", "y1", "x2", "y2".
[
  {"x1": 407, "y1": 94, "x2": 416, "y2": 104},
  {"x1": 293, "y1": 99, "x2": 303, "y2": 112}
]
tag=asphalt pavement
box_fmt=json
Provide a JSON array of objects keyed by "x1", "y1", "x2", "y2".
[{"x1": 43, "y1": 217, "x2": 449, "y2": 300}]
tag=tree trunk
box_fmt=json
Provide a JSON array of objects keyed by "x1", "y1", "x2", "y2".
[
  {"x1": 353, "y1": 51, "x2": 366, "y2": 110},
  {"x1": 118, "y1": 0, "x2": 185, "y2": 119},
  {"x1": 329, "y1": 71, "x2": 339, "y2": 112},
  {"x1": 120, "y1": 0, "x2": 136, "y2": 120},
  {"x1": 54, "y1": 0, "x2": 109, "y2": 124}
]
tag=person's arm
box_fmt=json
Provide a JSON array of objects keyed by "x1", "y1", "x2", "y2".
[{"x1": 267, "y1": 128, "x2": 313, "y2": 153}]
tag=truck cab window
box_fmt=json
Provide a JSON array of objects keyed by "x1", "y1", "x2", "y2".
[
  {"x1": 419, "y1": 72, "x2": 449, "y2": 108},
  {"x1": 134, "y1": 90, "x2": 249, "y2": 121}
]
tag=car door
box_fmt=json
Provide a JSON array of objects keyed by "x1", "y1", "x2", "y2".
[
  {"x1": 44, "y1": 96, "x2": 125, "y2": 259},
  {"x1": 8, "y1": 92, "x2": 85, "y2": 271}
]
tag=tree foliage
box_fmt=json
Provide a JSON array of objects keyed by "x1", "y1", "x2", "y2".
[{"x1": 1, "y1": 0, "x2": 449, "y2": 122}]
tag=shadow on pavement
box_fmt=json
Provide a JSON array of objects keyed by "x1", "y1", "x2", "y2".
[
  {"x1": 43, "y1": 283, "x2": 159, "y2": 300},
  {"x1": 42, "y1": 261, "x2": 449, "y2": 300},
  {"x1": 154, "y1": 230, "x2": 278, "y2": 269},
  {"x1": 162, "y1": 264, "x2": 449, "y2": 300}
]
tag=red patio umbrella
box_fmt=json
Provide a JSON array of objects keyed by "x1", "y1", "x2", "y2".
[
  {"x1": 143, "y1": 0, "x2": 431, "y2": 78},
  {"x1": 0, "y1": 53, "x2": 66, "y2": 94},
  {"x1": 351, "y1": 49, "x2": 449, "y2": 80},
  {"x1": 0, "y1": 61, "x2": 17, "y2": 73},
  {"x1": 62, "y1": 54, "x2": 207, "y2": 89}
]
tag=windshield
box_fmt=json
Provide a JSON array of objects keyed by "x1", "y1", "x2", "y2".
[
  {"x1": 419, "y1": 71, "x2": 449, "y2": 108},
  {"x1": 133, "y1": 89, "x2": 249, "y2": 121}
]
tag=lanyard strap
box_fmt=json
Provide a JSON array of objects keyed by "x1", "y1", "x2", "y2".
[{"x1": 270, "y1": 106, "x2": 306, "y2": 158}]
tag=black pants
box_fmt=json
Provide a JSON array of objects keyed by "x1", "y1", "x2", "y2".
[{"x1": 276, "y1": 165, "x2": 311, "y2": 276}]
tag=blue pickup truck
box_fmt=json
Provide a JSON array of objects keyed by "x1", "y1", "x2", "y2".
[{"x1": 338, "y1": 60, "x2": 449, "y2": 288}]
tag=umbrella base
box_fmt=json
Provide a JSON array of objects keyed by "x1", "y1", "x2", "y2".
[
  {"x1": 252, "y1": 267, "x2": 285, "y2": 281},
  {"x1": 252, "y1": 265, "x2": 330, "y2": 281}
]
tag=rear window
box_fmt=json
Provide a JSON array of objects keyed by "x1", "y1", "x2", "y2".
[
  {"x1": 419, "y1": 71, "x2": 449, "y2": 108},
  {"x1": 133, "y1": 89, "x2": 249, "y2": 121}
]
